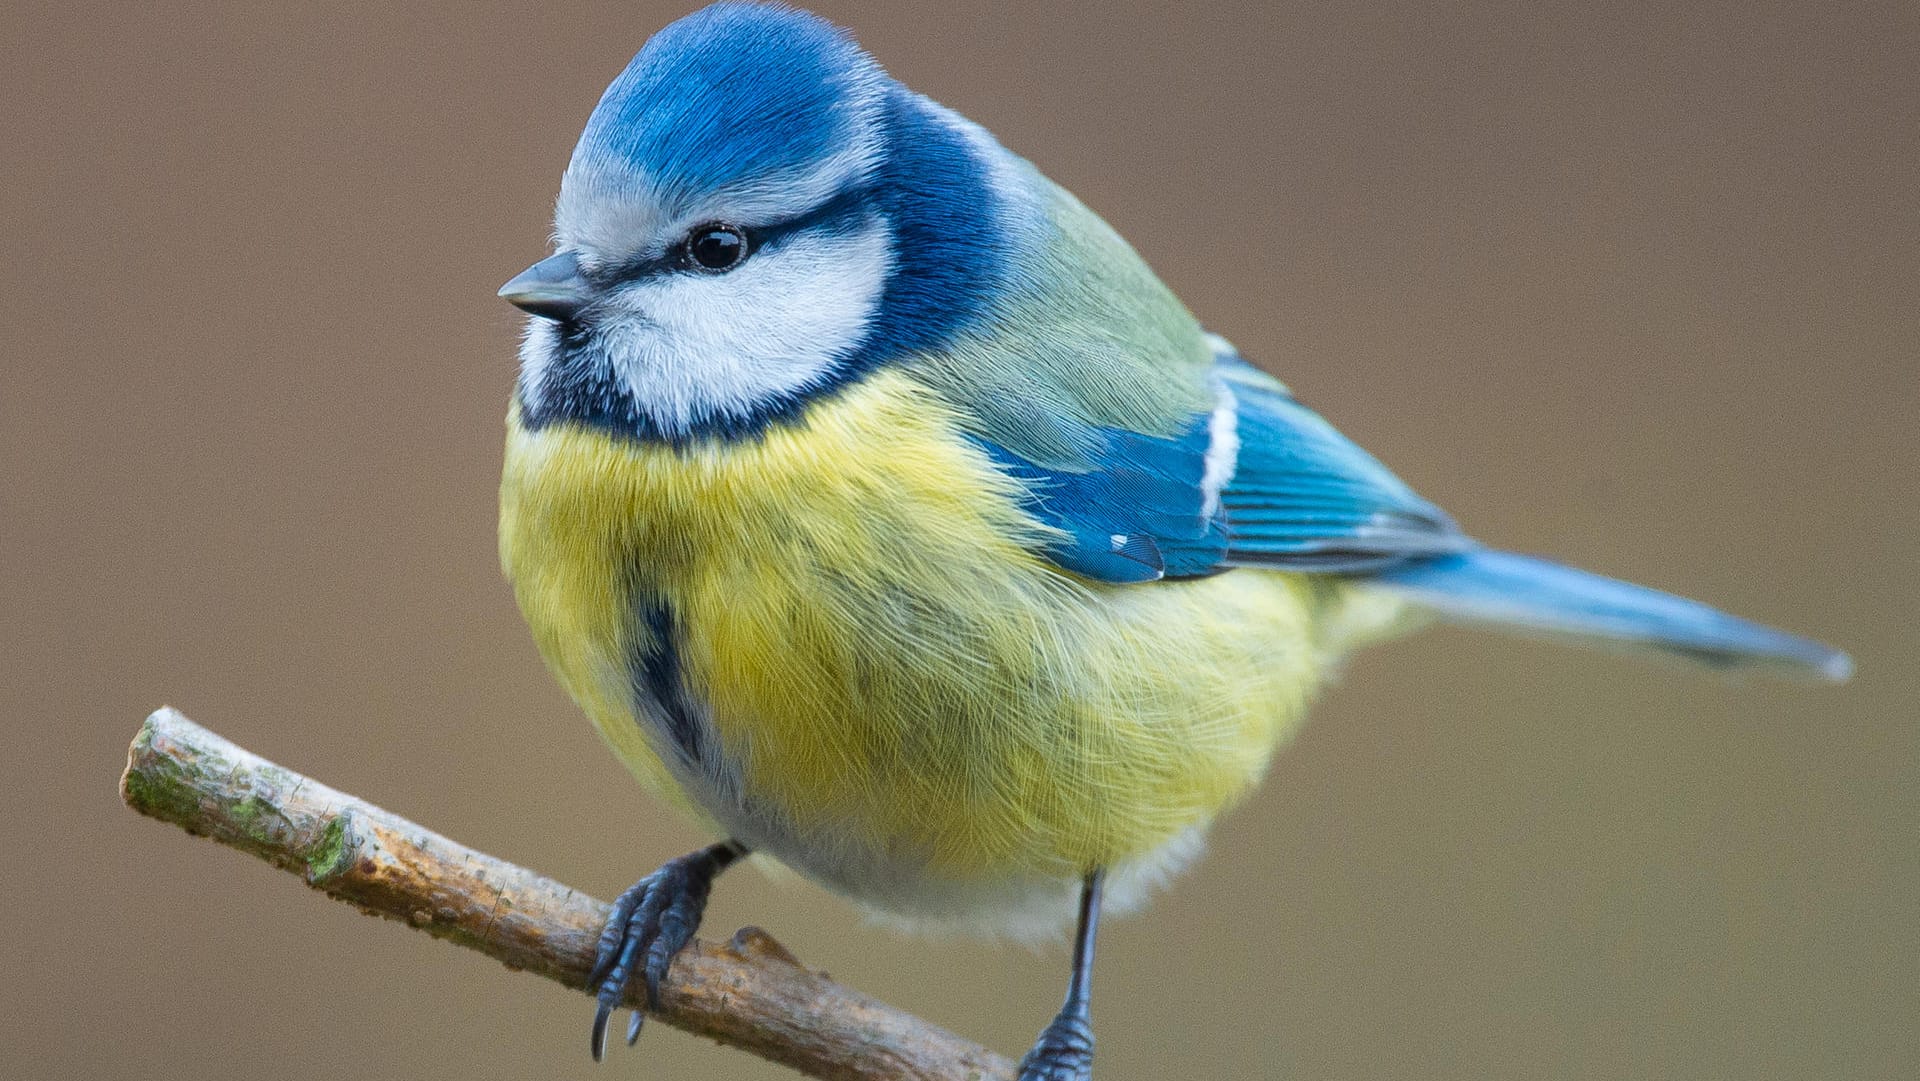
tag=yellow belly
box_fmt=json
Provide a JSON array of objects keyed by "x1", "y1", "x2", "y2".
[{"x1": 500, "y1": 369, "x2": 1363, "y2": 919}]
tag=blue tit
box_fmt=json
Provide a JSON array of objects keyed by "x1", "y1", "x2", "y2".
[{"x1": 495, "y1": 4, "x2": 1849, "y2": 1075}]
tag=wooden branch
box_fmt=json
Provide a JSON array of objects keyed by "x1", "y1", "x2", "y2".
[{"x1": 120, "y1": 707, "x2": 1015, "y2": 1081}]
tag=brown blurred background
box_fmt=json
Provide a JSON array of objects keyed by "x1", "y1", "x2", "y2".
[{"x1": 4, "y1": 1, "x2": 1914, "y2": 1078}]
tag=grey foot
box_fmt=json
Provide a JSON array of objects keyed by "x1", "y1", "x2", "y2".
[
  {"x1": 586, "y1": 841, "x2": 744, "y2": 1060},
  {"x1": 1017, "y1": 1011, "x2": 1094, "y2": 1081}
]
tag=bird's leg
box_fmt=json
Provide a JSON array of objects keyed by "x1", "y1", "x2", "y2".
[
  {"x1": 1018, "y1": 869, "x2": 1106, "y2": 1081},
  {"x1": 587, "y1": 839, "x2": 748, "y2": 1060}
]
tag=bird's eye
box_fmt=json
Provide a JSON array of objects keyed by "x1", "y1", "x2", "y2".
[{"x1": 684, "y1": 223, "x2": 750, "y2": 272}]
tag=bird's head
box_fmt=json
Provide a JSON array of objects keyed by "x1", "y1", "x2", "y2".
[{"x1": 503, "y1": 2, "x2": 1016, "y2": 444}]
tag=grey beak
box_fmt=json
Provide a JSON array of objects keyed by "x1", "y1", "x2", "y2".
[{"x1": 499, "y1": 251, "x2": 591, "y2": 320}]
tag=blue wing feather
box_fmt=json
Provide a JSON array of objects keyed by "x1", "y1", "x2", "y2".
[
  {"x1": 977, "y1": 342, "x2": 1466, "y2": 582},
  {"x1": 1213, "y1": 361, "x2": 1468, "y2": 571},
  {"x1": 971, "y1": 339, "x2": 1848, "y2": 678},
  {"x1": 973, "y1": 422, "x2": 1227, "y2": 582}
]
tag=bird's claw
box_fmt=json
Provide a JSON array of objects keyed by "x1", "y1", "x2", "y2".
[{"x1": 586, "y1": 844, "x2": 735, "y2": 1061}]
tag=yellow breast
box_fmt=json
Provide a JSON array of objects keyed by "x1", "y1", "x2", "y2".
[{"x1": 500, "y1": 369, "x2": 1350, "y2": 908}]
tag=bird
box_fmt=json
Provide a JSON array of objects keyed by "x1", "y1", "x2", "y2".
[{"x1": 494, "y1": 4, "x2": 1849, "y2": 1077}]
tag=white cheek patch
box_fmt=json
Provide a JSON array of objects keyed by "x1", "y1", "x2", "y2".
[
  {"x1": 595, "y1": 215, "x2": 893, "y2": 431},
  {"x1": 516, "y1": 318, "x2": 560, "y2": 415}
]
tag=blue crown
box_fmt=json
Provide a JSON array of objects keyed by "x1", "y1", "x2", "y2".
[{"x1": 569, "y1": 3, "x2": 882, "y2": 202}]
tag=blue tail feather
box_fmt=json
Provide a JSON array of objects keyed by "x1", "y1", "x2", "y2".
[{"x1": 1369, "y1": 550, "x2": 1851, "y2": 681}]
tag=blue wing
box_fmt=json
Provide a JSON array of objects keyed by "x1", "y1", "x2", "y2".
[
  {"x1": 977, "y1": 339, "x2": 1469, "y2": 583},
  {"x1": 975, "y1": 338, "x2": 1848, "y2": 679},
  {"x1": 1211, "y1": 360, "x2": 1472, "y2": 572}
]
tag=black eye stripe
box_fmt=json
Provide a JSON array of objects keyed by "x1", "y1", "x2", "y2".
[
  {"x1": 596, "y1": 187, "x2": 875, "y2": 285},
  {"x1": 751, "y1": 185, "x2": 871, "y2": 247}
]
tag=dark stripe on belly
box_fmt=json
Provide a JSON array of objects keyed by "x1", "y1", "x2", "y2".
[{"x1": 629, "y1": 598, "x2": 705, "y2": 768}]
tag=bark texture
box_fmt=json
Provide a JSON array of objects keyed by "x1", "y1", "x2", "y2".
[{"x1": 121, "y1": 707, "x2": 1015, "y2": 1081}]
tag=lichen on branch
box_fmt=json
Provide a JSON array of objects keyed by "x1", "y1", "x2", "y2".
[{"x1": 121, "y1": 707, "x2": 1013, "y2": 1081}]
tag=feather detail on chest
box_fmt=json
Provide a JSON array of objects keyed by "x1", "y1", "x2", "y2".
[{"x1": 500, "y1": 368, "x2": 1331, "y2": 906}]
